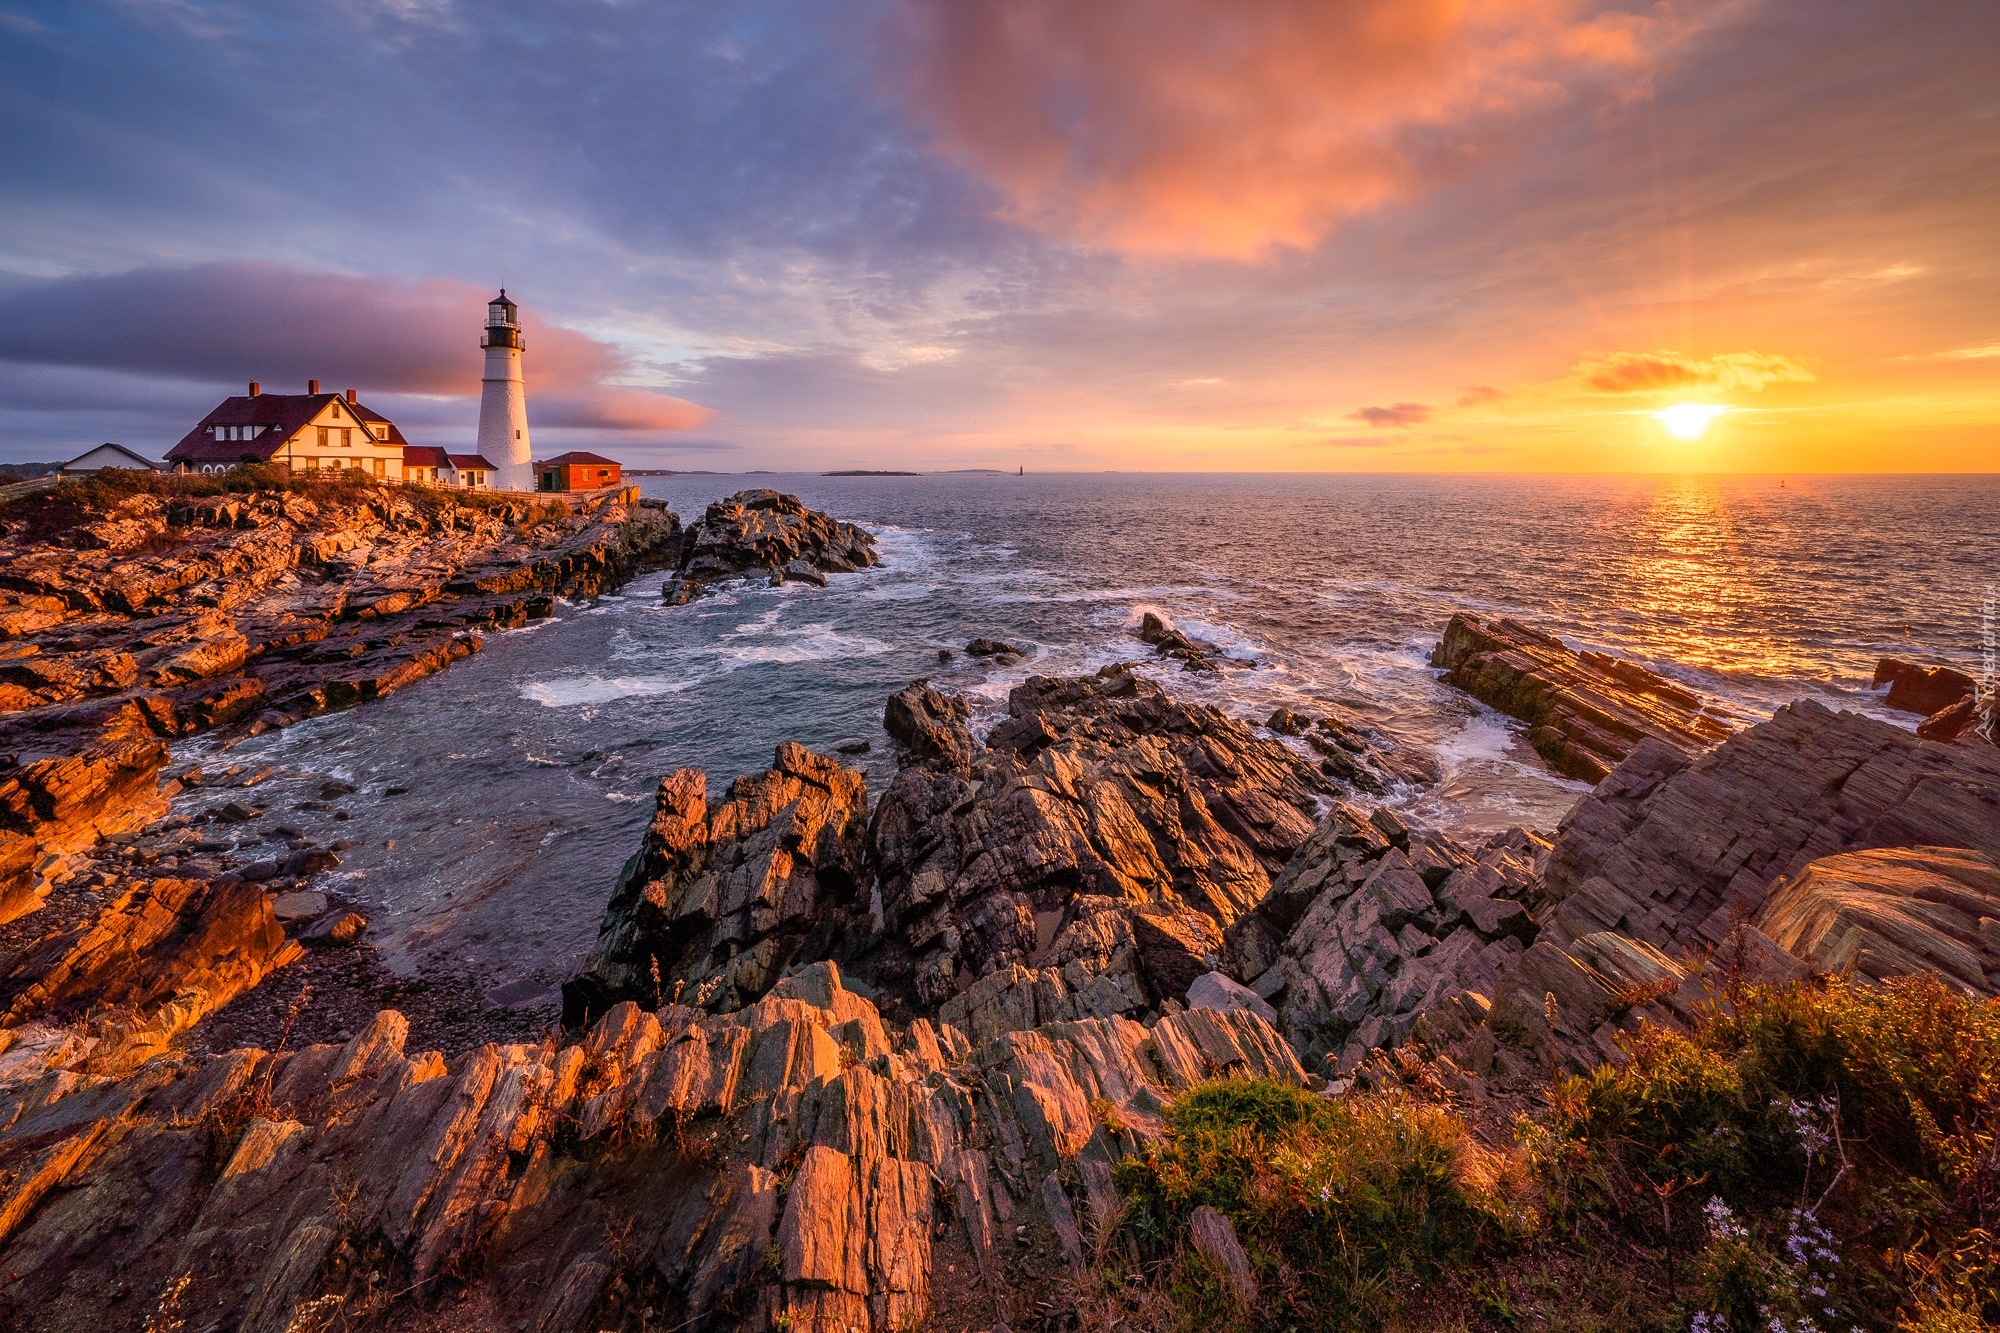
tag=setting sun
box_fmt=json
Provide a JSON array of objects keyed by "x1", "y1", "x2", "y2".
[{"x1": 1654, "y1": 403, "x2": 1728, "y2": 441}]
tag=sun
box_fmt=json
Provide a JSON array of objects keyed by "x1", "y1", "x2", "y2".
[{"x1": 1654, "y1": 403, "x2": 1728, "y2": 441}]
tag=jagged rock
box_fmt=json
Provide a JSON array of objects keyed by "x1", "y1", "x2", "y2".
[
  {"x1": 1185, "y1": 971, "x2": 1277, "y2": 1025},
  {"x1": 1430, "y1": 612, "x2": 1734, "y2": 781},
  {"x1": 867, "y1": 666, "x2": 1331, "y2": 1013},
  {"x1": 1538, "y1": 700, "x2": 2000, "y2": 951},
  {"x1": 0, "y1": 957, "x2": 1301, "y2": 1332},
  {"x1": 1873, "y1": 657, "x2": 1975, "y2": 717},
  {"x1": 1394, "y1": 705, "x2": 2000, "y2": 1084},
  {"x1": 665, "y1": 491, "x2": 877, "y2": 602},
  {"x1": 882, "y1": 681, "x2": 974, "y2": 766},
  {"x1": 966, "y1": 638, "x2": 1023, "y2": 658},
  {"x1": 1918, "y1": 692, "x2": 1998, "y2": 745},
  {"x1": 0, "y1": 876, "x2": 299, "y2": 1071},
  {"x1": 1251, "y1": 808, "x2": 1546, "y2": 1065},
  {"x1": 564, "y1": 744, "x2": 870, "y2": 1025},
  {"x1": 1756, "y1": 846, "x2": 2000, "y2": 995}
]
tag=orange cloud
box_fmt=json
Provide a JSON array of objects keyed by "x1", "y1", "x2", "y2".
[
  {"x1": 889, "y1": 0, "x2": 1711, "y2": 258},
  {"x1": 1571, "y1": 349, "x2": 1816, "y2": 396}
]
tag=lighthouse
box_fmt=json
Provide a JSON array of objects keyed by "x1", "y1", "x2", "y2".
[{"x1": 477, "y1": 290, "x2": 533, "y2": 491}]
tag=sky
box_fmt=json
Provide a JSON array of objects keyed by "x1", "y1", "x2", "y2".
[{"x1": 0, "y1": 0, "x2": 1994, "y2": 472}]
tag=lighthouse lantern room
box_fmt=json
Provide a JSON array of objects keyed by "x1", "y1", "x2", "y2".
[{"x1": 477, "y1": 289, "x2": 534, "y2": 491}]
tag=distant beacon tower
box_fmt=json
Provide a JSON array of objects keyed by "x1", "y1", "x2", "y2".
[{"x1": 477, "y1": 289, "x2": 533, "y2": 491}]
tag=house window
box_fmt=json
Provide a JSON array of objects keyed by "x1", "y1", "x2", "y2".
[
  {"x1": 340, "y1": 428, "x2": 351, "y2": 447},
  {"x1": 318, "y1": 427, "x2": 329, "y2": 446},
  {"x1": 375, "y1": 426, "x2": 388, "y2": 440}
]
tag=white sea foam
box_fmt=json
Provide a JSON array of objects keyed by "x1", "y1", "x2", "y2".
[{"x1": 519, "y1": 674, "x2": 703, "y2": 706}]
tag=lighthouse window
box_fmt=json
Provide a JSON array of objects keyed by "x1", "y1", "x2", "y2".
[{"x1": 515, "y1": 430, "x2": 521, "y2": 439}]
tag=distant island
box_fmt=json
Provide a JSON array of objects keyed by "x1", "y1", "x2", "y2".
[
  {"x1": 623, "y1": 468, "x2": 720, "y2": 476},
  {"x1": 823, "y1": 469, "x2": 920, "y2": 476}
]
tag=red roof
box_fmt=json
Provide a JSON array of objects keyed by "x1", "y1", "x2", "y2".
[
  {"x1": 164, "y1": 392, "x2": 409, "y2": 464},
  {"x1": 538, "y1": 451, "x2": 620, "y2": 467},
  {"x1": 403, "y1": 445, "x2": 449, "y2": 468},
  {"x1": 448, "y1": 454, "x2": 497, "y2": 471}
]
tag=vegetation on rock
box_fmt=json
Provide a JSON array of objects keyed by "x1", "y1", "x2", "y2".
[{"x1": 1083, "y1": 975, "x2": 1998, "y2": 1332}]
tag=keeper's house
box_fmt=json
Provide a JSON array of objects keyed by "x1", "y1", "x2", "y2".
[
  {"x1": 166, "y1": 381, "x2": 412, "y2": 479},
  {"x1": 535, "y1": 450, "x2": 622, "y2": 492}
]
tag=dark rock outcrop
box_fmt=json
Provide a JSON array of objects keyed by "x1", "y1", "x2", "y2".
[
  {"x1": 1873, "y1": 656, "x2": 1976, "y2": 717},
  {"x1": 1298, "y1": 701, "x2": 2000, "y2": 1087},
  {"x1": 1265, "y1": 705, "x2": 1439, "y2": 793},
  {"x1": 662, "y1": 491, "x2": 877, "y2": 603},
  {"x1": 564, "y1": 744, "x2": 871, "y2": 1026},
  {"x1": 1137, "y1": 610, "x2": 1232, "y2": 673},
  {"x1": 866, "y1": 665, "x2": 1332, "y2": 1016},
  {"x1": 1, "y1": 875, "x2": 300, "y2": 1073},
  {"x1": 1224, "y1": 806, "x2": 1547, "y2": 1065},
  {"x1": 1430, "y1": 612, "x2": 1734, "y2": 781}
]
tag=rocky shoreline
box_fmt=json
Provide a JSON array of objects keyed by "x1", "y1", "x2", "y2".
[{"x1": 0, "y1": 484, "x2": 1996, "y2": 1332}]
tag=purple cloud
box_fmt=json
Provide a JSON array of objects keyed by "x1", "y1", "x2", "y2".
[{"x1": 1348, "y1": 402, "x2": 1431, "y2": 428}]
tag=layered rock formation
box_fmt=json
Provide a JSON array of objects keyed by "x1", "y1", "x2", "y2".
[
  {"x1": 0, "y1": 961, "x2": 1301, "y2": 1333},
  {"x1": 563, "y1": 744, "x2": 871, "y2": 1027},
  {"x1": 662, "y1": 490, "x2": 877, "y2": 603},
  {"x1": 1430, "y1": 612, "x2": 1734, "y2": 781},
  {"x1": 1536, "y1": 699, "x2": 2000, "y2": 951},
  {"x1": 1289, "y1": 701, "x2": 2000, "y2": 1088},
  {"x1": 0, "y1": 480, "x2": 680, "y2": 921},
  {"x1": 1873, "y1": 656, "x2": 1976, "y2": 717},
  {"x1": 867, "y1": 667, "x2": 1332, "y2": 1017},
  {"x1": 1755, "y1": 846, "x2": 2000, "y2": 995}
]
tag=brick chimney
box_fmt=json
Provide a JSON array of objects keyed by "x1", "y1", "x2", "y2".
[
  {"x1": 346, "y1": 388, "x2": 356, "y2": 404},
  {"x1": 309, "y1": 379, "x2": 319, "y2": 394},
  {"x1": 248, "y1": 381, "x2": 260, "y2": 397}
]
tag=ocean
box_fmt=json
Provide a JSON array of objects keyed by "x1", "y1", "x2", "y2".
[{"x1": 172, "y1": 472, "x2": 1998, "y2": 1003}]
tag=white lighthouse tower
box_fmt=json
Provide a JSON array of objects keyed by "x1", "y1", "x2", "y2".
[{"x1": 477, "y1": 289, "x2": 533, "y2": 491}]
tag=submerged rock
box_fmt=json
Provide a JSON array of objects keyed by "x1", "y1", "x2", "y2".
[
  {"x1": 662, "y1": 490, "x2": 877, "y2": 603},
  {"x1": 1137, "y1": 610, "x2": 1227, "y2": 672},
  {"x1": 1430, "y1": 611, "x2": 1735, "y2": 782}
]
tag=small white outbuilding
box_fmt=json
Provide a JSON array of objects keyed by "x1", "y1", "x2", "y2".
[{"x1": 58, "y1": 443, "x2": 163, "y2": 475}]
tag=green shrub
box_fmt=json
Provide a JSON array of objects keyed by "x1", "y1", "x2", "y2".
[{"x1": 1114, "y1": 1077, "x2": 1521, "y2": 1328}]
